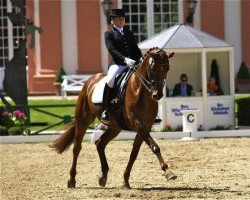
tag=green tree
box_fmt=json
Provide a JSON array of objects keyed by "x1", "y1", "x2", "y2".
[{"x1": 237, "y1": 62, "x2": 250, "y2": 80}]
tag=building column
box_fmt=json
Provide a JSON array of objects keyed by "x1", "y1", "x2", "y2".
[
  {"x1": 224, "y1": 0, "x2": 241, "y2": 77},
  {"x1": 7, "y1": 0, "x2": 13, "y2": 60},
  {"x1": 61, "y1": 0, "x2": 78, "y2": 74},
  {"x1": 34, "y1": 0, "x2": 41, "y2": 75},
  {"x1": 178, "y1": 0, "x2": 184, "y2": 24},
  {"x1": 193, "y1": 0, "x2": 201, "y2": 29},
  {"x1": 100, "y1": 0, "x2": 108, "y2": 73},
  {"x1": 241, "y1": 0, "x2": 250, "y2": 68}
]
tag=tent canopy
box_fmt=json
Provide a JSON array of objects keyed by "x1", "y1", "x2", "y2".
[{"x1": 139, "y1": 24, "x2": 232, "y2": 49}]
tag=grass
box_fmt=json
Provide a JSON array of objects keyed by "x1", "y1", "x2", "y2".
[
  {"x1": 29, "y1": 99, "x2": 77, "y2": 132},
  {"x1": 234, "y1": 94, "x2": 250, "y2": 113},
  {"x1": 235, "y1": 93, "x2": 250, "y2": 99},
  {"x1": 0, "y1": 99, "x2": 99, "y2": 133}
]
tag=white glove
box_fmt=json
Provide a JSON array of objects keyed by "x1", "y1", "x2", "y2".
[{"x1": 124, "y1": 57, "x2": 136, "y2": 67}]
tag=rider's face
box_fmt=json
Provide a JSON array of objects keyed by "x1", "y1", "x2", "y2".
[{"x1": 112, "y1": 17, "x2": 125, "y2": 28}]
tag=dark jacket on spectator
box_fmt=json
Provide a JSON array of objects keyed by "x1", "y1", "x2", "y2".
[{"x1": 173, "y1": 83, "x2": 193, "y2": 96}]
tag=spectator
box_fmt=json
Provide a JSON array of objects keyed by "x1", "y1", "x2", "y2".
[
  {"x1": 172, "y1": 73, "x2": 193, "y2": 97},
  {"x1": 207, "y1": 76, "x2": 219, "y2": 95}
]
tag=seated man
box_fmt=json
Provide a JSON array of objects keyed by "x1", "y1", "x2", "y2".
[{"x1": 173, "y1": 73, "x2": 193, "y2": 97}]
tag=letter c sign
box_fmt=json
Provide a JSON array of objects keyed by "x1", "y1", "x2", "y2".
[{"x1": 187, "y1": 114, "x2": 194, "y2": 123}]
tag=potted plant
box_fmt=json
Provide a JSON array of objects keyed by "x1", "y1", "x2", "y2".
[{"x1": 54, "y1": 67, "x2": 66, "y2": 96}]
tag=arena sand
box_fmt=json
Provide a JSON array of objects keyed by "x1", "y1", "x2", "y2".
[{"x1": 1, "y1": 138, "x2": 250, "y2": 199}]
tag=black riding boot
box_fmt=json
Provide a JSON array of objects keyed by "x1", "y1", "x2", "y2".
[{"x1": 101, "y1": 84, "x2": 112, "y2": 124}]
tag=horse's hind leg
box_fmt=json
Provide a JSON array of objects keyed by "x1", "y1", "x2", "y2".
[
  {"x1": 123, "y1": 133, "x2": 143, "y2": 188},
  {"x1": 68, "y1": 100, "x2": 95, "y2": 188},
  {"x1": 67, "y1": 122, "x2": 86, "y2": 188},
  {"x1": 95, "y1": 128, "x2": 120, "y2": 187}
]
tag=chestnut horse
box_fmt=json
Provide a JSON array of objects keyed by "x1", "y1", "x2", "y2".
[{"x1": 51, "y1": 47, "x2": 176, "y2": 188}]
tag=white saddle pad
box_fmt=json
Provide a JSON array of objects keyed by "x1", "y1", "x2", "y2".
[{"x1": 91, "y1": 76, "x2": 107, "y2": 103}]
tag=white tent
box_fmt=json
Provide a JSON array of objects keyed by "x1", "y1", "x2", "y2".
[
  {"x1": 139, "y1": 24, "x2": 231, "y2": 49},
  {"x1": 139, "y1": 24, "x2": 235, "y2": 131}
]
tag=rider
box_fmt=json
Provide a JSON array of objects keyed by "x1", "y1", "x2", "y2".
[{"x1": 101, "y1": 8, "x2": 142, "y2": 123}]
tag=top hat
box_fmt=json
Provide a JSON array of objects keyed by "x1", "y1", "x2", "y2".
[{"x1": 110, "y1": 9, "x2": 125, "y2": 17}]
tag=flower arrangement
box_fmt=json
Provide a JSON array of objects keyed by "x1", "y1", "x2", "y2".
[
  {"x1": 0, "y1": 107, "x2": 29, "y2": 135},
  {"x1": 161, "y1": 124, "x2": 172, "y2": 132}
]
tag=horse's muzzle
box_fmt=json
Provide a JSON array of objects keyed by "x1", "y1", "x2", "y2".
[{"x1": 152, "y1": 90, "x2": 163, "y2": 101}]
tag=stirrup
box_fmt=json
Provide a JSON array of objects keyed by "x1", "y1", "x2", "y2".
[
  {"x1": 154, "y1": 118, "x2": 162, "y2": 124},
  {"x1": 101, "y1": 110, "x2": 110, "y2": 124}
]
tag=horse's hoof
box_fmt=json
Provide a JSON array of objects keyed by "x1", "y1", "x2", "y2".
[
  {"x1": 98, "y1": 176, "x2": 107, "y2": 187},
  {"x1": 165, "y1": 171, "x2": 177, "y2": 181},
  {"x1": 122, "y1": 184, "x2": 131, "y2": 189},
  {"x1": 67, "y1": 180, "x2": 76, "y2": 188}
]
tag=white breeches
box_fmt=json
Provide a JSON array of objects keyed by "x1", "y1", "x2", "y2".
[{"x1": 106, "y1": 64, "x2": 127, "y2": 88}]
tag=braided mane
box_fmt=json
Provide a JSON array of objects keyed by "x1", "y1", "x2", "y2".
[
  {"x1": 143, "y1": 47, "x2": 160, "y2": 58},
  {"x1": 135, "y1": 47, "x2": 160, "y2": 67}
]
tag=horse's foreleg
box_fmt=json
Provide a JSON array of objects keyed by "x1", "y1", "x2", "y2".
[
  {"x1": 95, "y1": 129, "x2": 120, "y2": 187},
  {"x1": 139, "y1": 130, "x2": 177, "y2": 181},
  {"x1": 68, "y1": 124, "x2": 86, "y2": 188},
  {"x1": 123, "y1": 133, "x2": 143, "y2": 189}
]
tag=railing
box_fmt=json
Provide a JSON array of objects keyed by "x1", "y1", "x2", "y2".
[
  {"x1": 29, "y1": 104, "x2": 75, "y2": 135},
  {"x1": 61, "y1": 74, "x2": 92, "y2": 98}
]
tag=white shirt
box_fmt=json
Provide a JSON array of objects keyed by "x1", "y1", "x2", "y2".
[{"x1": 114, "y1": 25, "x2": 124, "y2": 35}]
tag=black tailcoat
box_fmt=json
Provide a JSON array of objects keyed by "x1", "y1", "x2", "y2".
[{"x1": 104, "y1": 26, "x2": 142, "y2": 66}]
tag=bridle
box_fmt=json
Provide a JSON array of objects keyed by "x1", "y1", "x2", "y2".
[
  {"x1": 131, "y1": 65, "x2": 155, "y2": 92},
  {"x1": 131, "y1": 51, "x2": 168, "y2": 93}
]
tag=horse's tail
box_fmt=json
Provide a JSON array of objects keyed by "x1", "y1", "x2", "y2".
[{"x1": 50, "y1": 121, "x2": 76, "y2": 154}]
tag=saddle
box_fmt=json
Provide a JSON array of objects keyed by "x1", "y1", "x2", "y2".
[
  {"x1": 113, "y1": 67, "x2": 133, "y2": 103},
  {"x1": 92, "y1": 68, "x2": 134, "y2": 130},
  {"x1": 92, "y1": 68, "x2": 133, "y2": 104}
]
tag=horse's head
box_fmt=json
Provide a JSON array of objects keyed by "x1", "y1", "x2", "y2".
[{"x1": 145, "y1": 48, "x2": 174, "y2": 101}]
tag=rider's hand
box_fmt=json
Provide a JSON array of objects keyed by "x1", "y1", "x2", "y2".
[{"x1": 124, "y1": 57, "x2": 136, "y2": 67}]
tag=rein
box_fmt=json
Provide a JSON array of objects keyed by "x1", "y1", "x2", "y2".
[
  {"x1": 130, "y1": 57, "x2": 166, "y2": 93},
  {"x1": 131, "y1": 66, "x2": 154, "y2": 92}
]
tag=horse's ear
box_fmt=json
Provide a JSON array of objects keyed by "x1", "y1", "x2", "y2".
[{"x1": 167, "y1": 52, "x2": 175, "y2": 58}]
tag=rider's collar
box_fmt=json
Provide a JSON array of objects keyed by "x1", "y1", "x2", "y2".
[{"x1": 113, "y1": 25, "x2": 124, "y2": 33}]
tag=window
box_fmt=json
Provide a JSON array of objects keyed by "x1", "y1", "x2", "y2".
[
  {"x1": 122, "y1": 0, "x2": 179, "y2": 42},
  {"x1": 0, "y1": 0, "x2": 9, "y2": 67},
  {"x1": 154, "y1": 0, "x2": 178, "y2": 34},
  {"x1": 123, "y1": 0, "x2": 147, "y2": 43},
  {"x1": 0, "y1": 0, "x2": 25, "y2": 68}
]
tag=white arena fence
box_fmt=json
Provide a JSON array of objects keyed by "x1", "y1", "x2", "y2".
[{"x1": 1, "y1": 129, "x2": 250, "y2": 144}]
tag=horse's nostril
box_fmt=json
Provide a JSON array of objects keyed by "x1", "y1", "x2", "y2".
[
  {"x1": 155, "y1": 93, "x2": 163, "y2": 100},
  {"x1": 152, "y1": 93, "x2": 162, "y2": 101}
]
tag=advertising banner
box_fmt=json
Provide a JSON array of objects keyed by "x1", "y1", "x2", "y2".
[{"x1": 165, "y1": 101, "x2": 204, "y2": 130}]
